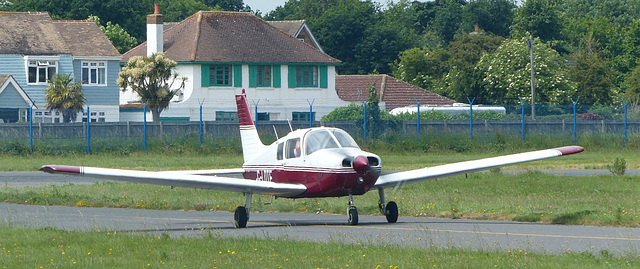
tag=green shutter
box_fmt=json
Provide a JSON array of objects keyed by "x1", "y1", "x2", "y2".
[
  {"x1": 288, "y1": 65, "x2": 297, "y2": 88},
  {"x1": 201, "y1": 65, "x2": 210, "y2": 87},
  {"x1": 249, "y1": 65, "x2": 257, "y2": 88},
  {"x1": 319, "y1": 66, "x2": 328, "y2": 88},
  {"x1": 272, "y1": 65, "x2": 281, "y2": 88},
  {"x1": 234, "y1": 65, "x2": 242, "y2": 87}
]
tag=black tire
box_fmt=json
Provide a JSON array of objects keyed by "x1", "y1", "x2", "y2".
[
  {"x1": 385, "y1": 201, "x2": 398, "y2": 223},
  {"x1": 234, "y1": 206, "x2": 248, "y2": 228},
  {"x1": 348, "y1": 207, "x2": 358, "y2": 226}
]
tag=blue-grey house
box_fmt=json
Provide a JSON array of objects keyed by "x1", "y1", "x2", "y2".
[{"x1": 0, "y1": 12, "x2": 121, "y2": 123}]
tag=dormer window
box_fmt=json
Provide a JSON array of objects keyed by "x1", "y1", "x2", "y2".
[{"x1": 27, "y1": 60, "x2": 57, "y2": 84}]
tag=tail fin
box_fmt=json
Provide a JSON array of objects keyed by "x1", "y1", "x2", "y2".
[{"x1": 236, "y1": 91, "x2": 265, "y2": 162}]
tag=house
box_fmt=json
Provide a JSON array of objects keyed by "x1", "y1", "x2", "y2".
[
  {"x1": 120, "y1": 8, "x2": 349, "y2": 122},
  {"x1": 0, "y1": 12, "x2": 122, "y2": 123},
  {"x1": 267, "y1": 20, "x2": 324, "y2": 52},
  {"x1": 335, "y1": 74, "x2": 456, "y2": 111},
  {"x1": 0, "y1": 75, "x2": 35, "y2": 123}
]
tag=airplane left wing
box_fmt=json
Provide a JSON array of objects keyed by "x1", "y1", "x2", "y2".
[
  {"x1": 40, "y1": 165, "x2": 306, "y2": 197},
  {"x1": 374, "y1": 146, "x2": 583, "y2": 189}
]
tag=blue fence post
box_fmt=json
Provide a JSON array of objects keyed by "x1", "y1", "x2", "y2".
[
  {"x1": 199, "y1": 99, "x2": 204, "y2": 146},
  {"x1": 519, "y1": 98, "x2": 527, "y2": 142},
  {"x1": 414, "y1": 97, "x2": 422, "y2": 143},
  {"x1": 307, "y1": 99, "x2": 315, "y2": 128},
  {"x1": 571, "y1": 98, "x2": 579, "y2": 145},
  {"x1": 622, "y1": 97, "x2": 629, "y2": 144},
  {"x1": 467, "y1": 97, "x2": 475, "y2": 141},
  {"x1": 86, "y1": 105, "x2": 91, "y2": 154},
  {"x1": 143, "y1": 102, "x2": 147, "y2": 152},
  {"x1": 29, "y1": 105, "x2": 33, "y2": 153}
]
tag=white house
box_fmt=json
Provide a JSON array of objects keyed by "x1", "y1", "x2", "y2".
[{"x1": 120, "y1": 8, "x2": 349, "y2": 122}]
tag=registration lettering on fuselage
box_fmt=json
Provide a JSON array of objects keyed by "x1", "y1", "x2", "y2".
[{"x1": 256, "y1": 170, "x2": 273, "y2": 182}]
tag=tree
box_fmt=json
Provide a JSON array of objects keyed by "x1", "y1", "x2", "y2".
[
  {"x1": 477, "y1": 36, "x2": 575, "y2": 105},
  {"x1": 568, "y1": 33, "x2": 616, "y2": 105},
  {"x1": 511, "y1": 0, "x2": 564, "y2": 42},
  {"x1": 88, "y1": 15, "x2": 138, "y2": 54},
  {"x1": 45, "y1": 73, "x2": 86, "y2": 123},
  {"x1": 390, "y1": 47, "x2": 450, "y2": 90},
  {"x1": 117, "y1": 53, "x2": 187, "y2": 122},
  {"x1": 461, "y1": 0, "x2": 516, "y2": 38}
]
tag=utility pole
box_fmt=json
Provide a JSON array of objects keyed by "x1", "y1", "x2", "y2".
[{"x1": 528, "y1": 35, "x2": 536, "y2": 120}]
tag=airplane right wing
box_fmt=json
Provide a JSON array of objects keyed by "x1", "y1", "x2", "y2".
[
  {"x1": 374, "y1": 146, "x2": 584, "y2": 189},
  {"x1": 40, "y1": 165, "x2": 306, "y2": 197}
]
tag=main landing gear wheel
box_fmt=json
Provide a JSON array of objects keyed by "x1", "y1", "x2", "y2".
[
  {"x1": 384, "y1": 201, "x2": 398, "y2": 223},
  {"x1": 348, "y1": 206, "x2": 358, "y2": 226},
  {"x1": 234, "y1": 206, "x2": 248, "y2": 228}
]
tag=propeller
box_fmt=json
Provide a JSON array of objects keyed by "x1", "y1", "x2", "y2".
[{"x1": 352, "y1": 155, "x2": 369, "y2": 174}]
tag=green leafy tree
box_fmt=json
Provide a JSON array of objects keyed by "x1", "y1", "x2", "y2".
[
  {"x1": 45, "y1": 73, "x2": 86, "y2": 123},
  {"x1": 391, "y1": 47, "x2": 450, "y2": 90},
  {"x1": 568, "y1": 33, "x2": 616, "y2": 105},
  {"x1": 511, "y1": 0, "x2": 564, "y2": 43},
  {"x1": 477, "y1": 36, "x2": 575, "y2": 104},
  {"x1": 197, "y1": 0, "x2": 247, "y2": 11},
  {"x1": 117, "y1": 53, "x2": 187, "y2": 122},
  {"x1": 461, "y1": 0, "x2": 515, "y2": 38},
  {"x1": 88, "y1": 15, "x2": 138, "y2": 54},
  {"x1": 439, "y1": 32, "x2": 505, "y2": 102},
  {"x1": 427, "y1": 0, "x2": 465, "y2": 46}
]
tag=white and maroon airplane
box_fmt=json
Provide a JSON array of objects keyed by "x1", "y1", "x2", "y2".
[{"x1": 41, "y1": 92, "x2": 584, "y2": 228}]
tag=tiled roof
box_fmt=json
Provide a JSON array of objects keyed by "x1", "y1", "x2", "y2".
[
  {"x1": 0, "y1": 12, "x2": 119, "y2": 57},
  {"x1": 336, "y1": 75, "x2": 455, "y2": 111},
  {"x1": 267, "y1": 20, "x2": 305, "y2": 37},
  {"x1": 53, "y1": 20, "x2": 120, "y2": 57},
  {"x1": 0, "y1": 12, "x2": 69, "y2": 55},
  {"x1": 122, "y1": 11, "x2": 340, "y2": 64}
]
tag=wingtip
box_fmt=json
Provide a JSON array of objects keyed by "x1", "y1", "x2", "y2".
[
  {"x1": 40, "y1": 165, "x2": 82, "y2": 174},
  {"x1": 554, "y1": 146, "x2": 584, "y2": 155}
]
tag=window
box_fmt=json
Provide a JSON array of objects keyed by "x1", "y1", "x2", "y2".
[
  {"x1": 285, "y1": 138, "x2": 301, "y2": 158},
  {"x1": 277, "y1": 143, "x2": 284, "y2": 160},
  {"x1": 256, "y1": 65, "x2": 271, "y2": 87},
  {"x1": 216, "y1": 111, "x2": 238, "y2": 121},
  {"x1": 292, "y1": 112, "x2": 315, "y2": 121},
  {"x1": 209, "y1": 65, "x2": 232, "y2": 86},
  {"x1": 256, "y1": 112, "x2": 270, "y2": 121},
  {"x1": 305, "y1": 129, "x2": 339, "y2": 155},
  {"x1": 82, "y1": 61, "x2": 106, "y2": 85},
  {"x1": 28, "y1": 60, "x2": 57, "y2": 84},
  {"x1": 296, "y1": 66, "x2": 318, "y2": 87}
]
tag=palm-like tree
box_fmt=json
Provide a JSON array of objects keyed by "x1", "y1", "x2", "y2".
[{"x1": 45, "y1": 73, "x2": 86, "y2": 123}]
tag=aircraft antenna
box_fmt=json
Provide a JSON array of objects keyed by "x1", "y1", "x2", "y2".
[{"x1": 272, "y1": 125, "x2": 279, "y2": 140}]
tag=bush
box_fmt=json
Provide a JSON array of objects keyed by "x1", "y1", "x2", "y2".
[{"x1": 607, "y1": 158, "x2": 626, "y2": 176}]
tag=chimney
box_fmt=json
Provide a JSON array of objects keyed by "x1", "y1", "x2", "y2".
[{"x1": 147, "y1": 3, "x2": 163, "y2": 56}]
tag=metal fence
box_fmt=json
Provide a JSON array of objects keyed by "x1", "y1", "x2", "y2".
[{"x1": 0, "y1": 103, "x2": 638, "y2": 153}]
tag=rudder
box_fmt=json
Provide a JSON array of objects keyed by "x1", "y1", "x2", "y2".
[{"x1": 236, "y1": 91, "x2": 265, "y2": 162}]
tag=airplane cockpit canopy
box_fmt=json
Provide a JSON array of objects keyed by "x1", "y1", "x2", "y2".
[{"x1": 305, "y1": 128, "x2": 359, "y2": 155}]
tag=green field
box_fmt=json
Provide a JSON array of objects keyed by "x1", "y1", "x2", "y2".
[{"x1": 1, "y1": 135, "x2": 639, "y2": 266}]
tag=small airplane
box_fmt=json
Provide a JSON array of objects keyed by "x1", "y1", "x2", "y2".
[{"x1": 41, "y1": 91, "x2": 584, "y2": 228}]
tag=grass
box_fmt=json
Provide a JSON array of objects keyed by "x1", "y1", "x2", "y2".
[
  {"x1": 2, "y1": 172, "x2": 640, "y2": 227},
  {"x1": 0, "y1": 226, "x2": 638, "y2": 268}
]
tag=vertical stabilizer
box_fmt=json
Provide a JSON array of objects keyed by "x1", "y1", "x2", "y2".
[{"x1": 236, "y1": 91, "x2": 265, "y2": 162}]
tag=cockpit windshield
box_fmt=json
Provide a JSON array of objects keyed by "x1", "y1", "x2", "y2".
[
  {"x1": 331, "y1": 129, "x2": 360, "y2": 149},
  {"x1": 305, "y1": 129, "x2": 339, "y2": 155},
  {"x1": 304, "y1": 129, "x2": 360, "y2": 155}
]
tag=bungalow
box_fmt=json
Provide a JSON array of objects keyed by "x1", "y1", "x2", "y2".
[
  {"x1": 335, "y1": 74, "x2": 456, "y2": 111},
  {"x1": 0, "y1": 12, "x2": 122, "y2": 123},
  {"x1": 120, "y1": 7, "x2": 349, "y2": 122}
]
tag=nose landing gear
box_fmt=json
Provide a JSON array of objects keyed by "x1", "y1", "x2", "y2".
[{"x1": 347, "y1": 193, "x2": 358, "y2": 225}]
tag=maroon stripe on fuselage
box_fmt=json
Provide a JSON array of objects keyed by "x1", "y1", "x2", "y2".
[{"x1": 243, "y1": 168, "x2": 379, "y2": 197}]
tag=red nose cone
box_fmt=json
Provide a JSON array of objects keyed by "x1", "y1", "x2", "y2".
[{"x1": 353, "y1": 155, "x2": 369, "y2": 173}]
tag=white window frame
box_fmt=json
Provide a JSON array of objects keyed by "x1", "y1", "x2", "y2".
[
  {"x1": 25, "y1": 58, "x2": 58, "y2": 85},
  {"x1": 81, "y1": 61, "x2": 107, "y2": 85}
]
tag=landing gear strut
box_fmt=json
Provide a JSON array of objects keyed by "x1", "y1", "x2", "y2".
[
  {"x1": 347, "y1": 193, "x2": 358, "y2": 225},
  {"x1": 234, "y1": 193, "x2": 252, "y2": 228},
  {"x1": 378, "y1": 188, "x2": 398, "y2": 223}
]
